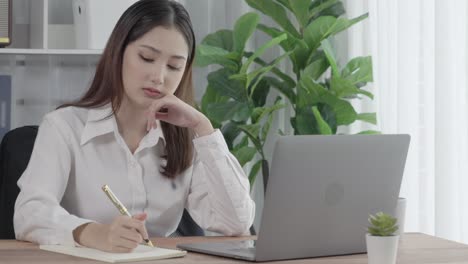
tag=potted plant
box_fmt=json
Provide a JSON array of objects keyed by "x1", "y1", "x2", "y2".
[
  {"x1": 366, "y1": 212, "x2": 399, "y2": 264},
  {"x1": 196, "y1": 0, "x2": 376, "y2": 193}
]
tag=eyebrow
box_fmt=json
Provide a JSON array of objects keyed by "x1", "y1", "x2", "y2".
[{"x1": 139, "y1": 45, "x2": 187, "y2": 60}]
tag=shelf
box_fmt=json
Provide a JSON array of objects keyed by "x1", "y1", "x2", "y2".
[{"x1": 0, "y1": 49, "x2": 102, "y2": 55}]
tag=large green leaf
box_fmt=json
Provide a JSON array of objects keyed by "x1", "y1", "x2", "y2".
[
  {"x1": 310, "y1": 0, "x2": 345, "y2": 19},
  {"x1": 201, "y1": 29, "x2": 234, "y2": 51},
  {"x1": 304, "y1": 16, "x2": 336, "y2": 51},
  {"x1": 252, "y1": 99, "x2": 286, "y2": 124},
  {"x1": 195, "y1": 44, "x2": 239, "y2": 70},
  {"x1": 239, "y1": 33, "x2": 288, "y2": 76},
  {"x1": 232, "y1": 146, "x2": 257, "y2": 167},
  {"x1": 312, "y1": 106, "x2": 333, "y2": 134},
  {"x1": 295, "y1": 103, "x2": 338, "y2": 135},
  {"x1": 248, "y1": 52, "x2": 291, "y2": 95},
  {"x1": 257, "y1": 24, "x2": 295, "y2": 52},
  {"x1": 221, "y1": 121, "x2": 242, "y2": 150},
  {"x1": 330, "y1": 76, "x2": 374, "y2": 99},
  {"x1": 245, "y1": 0, "x2": 300, "y2": 38},
  {"x1": 303, "y1": 52, "x2": 330, "y2": 80},
  {"x1": 276, "y1": 0, "x2": 293, "y2": 13},
  {"x1": 321, "y1": 39, "x2": 339, "y2": 76},
  {"x1": 291, "y1": 40, "x2": 311, "y2": 74},
  {"x1": 207, "y1": 68, "x2": 248, "y2": 102},
  {"x1": 248, "y1": 160, "x2": 263, "y2": 187},
  {"x1": 295, "y1": 111, "x2": 319, "y2": 134},
  {"x1": 251, "y1": 100, "x2": 285, "y2": 141},
  {"x1": 232, "y1": 51, "x2": 290, "y2": 90},
  {"x1": 238, "y1": 124, "x2": 262, "y2": 151},
  {"x1": 249, "y1": 53, "x2": 296, "y2": 88},
  {"x1": 201, "y1": 84, "x2": 228, "y2": 114},
  {"x1": 233, "y1": 12, "x2": 260, "y2": 54},
  {"x1": 304, "y1": 14, "x2": 368, "y2": 52},
  {"x1": 317, "y1": 104, "x2": 337, "y2": 132},
  {"x1": 342, "y1": 56, "x2": 373, "y2": 85},
  {"x1": 251, "y1": 79, "x2": 270, "y2": 107},
  {"x1": 251, "y1": 107, "x2": 264, "y2": 124},
  {"x1": 356, "y1": 112, "x2": 377, "y2": 125},
  {"x1": 234, "y1": 135, "x2": 249, "y2": 150},
  {"x1": 263, "y1": 76, "x2": 296, "y2": 103},
  {"x1": 297, "y1": 75, "x2": 327, "y2": 108},
  {"x1": 261, "y1": 114, "x2": 274, "y2": 142},
  {"x1": 309, "y1": 0, "x2": 340, "y2": 20},
  {"x1": 206, "y1": 101, "x2": 251, "y2": 123},
  {"x1": 321, "y1": 94, "x2": 358, "y2": 125},
  {"x1": 255, "y1": 24, "x2": 305, "y2": 73},
  {"x1": 289, "y1": 0, "x2": 312, "y2": 28}
]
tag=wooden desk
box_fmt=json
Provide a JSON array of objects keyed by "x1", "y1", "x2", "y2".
[{"x1": 1, "y1": 233, "x2": 468, "y2": 263}]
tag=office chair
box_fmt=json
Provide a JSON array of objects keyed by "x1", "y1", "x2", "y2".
[{"x1": 0, "y1": 126, "x2": 204, "y2": 239}]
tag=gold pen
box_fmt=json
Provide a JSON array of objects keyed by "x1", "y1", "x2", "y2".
[{"x1": 101, "y1": 184, "x2": 154, "y2": 247}]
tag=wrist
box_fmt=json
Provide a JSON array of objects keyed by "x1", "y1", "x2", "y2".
[
  {"x1": 73, "y1": 222, "x2": 98, "y2": 247},
  {"x1": 193, "y1": 114, "x2": 214, "y2": 137}
]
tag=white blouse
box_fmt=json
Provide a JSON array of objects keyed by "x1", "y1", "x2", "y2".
[{"x1": 13, "y1": 105, "x2": 255, "y2": 246}]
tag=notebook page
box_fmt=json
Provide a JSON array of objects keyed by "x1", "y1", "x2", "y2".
[{"x1": 40, "y1": 244, "x2": 186, "y2": 263}]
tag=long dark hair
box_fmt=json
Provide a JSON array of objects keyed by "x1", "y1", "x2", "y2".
[{"x1": 59, "y1": 0, "x2": 196, "y2": 178}]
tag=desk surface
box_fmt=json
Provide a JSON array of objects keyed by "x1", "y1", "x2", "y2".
[{"x1": 1, "y1": 233, "x2": 468, "y2": 263}]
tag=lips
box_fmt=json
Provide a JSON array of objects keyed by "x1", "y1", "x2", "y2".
[{"x1": 142, "y1": 88, "x2": 161, "y2": 98}]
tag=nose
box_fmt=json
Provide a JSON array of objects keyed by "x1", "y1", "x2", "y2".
[{"x1": 150, "y1": 63, "x2": 165, "y2": 85}]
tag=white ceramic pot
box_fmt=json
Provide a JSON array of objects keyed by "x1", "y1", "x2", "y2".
[
  {"x1": 395, "y1": 197, "x2": 406, "y2": 236},
  {"x1": 366, "y1": 234, "x2": 399, "y2": 264}
]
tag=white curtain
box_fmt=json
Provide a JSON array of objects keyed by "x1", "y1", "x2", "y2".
[{"x1": 361, "y1": 0, "x2": 468, "y2": 242}]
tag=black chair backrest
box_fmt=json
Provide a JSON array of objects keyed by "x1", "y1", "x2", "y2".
[
  {"x1": 0, "y1": 126, "x2": 38, "y2": 239},
  {"x1": 0, "y1": 126, "x2": 203, "y2": 239}
]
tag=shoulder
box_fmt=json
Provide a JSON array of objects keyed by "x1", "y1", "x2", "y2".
[
  {"x1": 43, "y1": 106, "x2": 87, "y2": 127},
  {"x1": 40, "y1": 106, "x2": 89, "y2": 140}
]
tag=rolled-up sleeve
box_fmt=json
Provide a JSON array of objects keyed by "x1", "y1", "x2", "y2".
[
  {"x1": 186, "y1": 130, "x2": 255, "y2": 236},
  {"x1": 14, "y1": 116, "x2": 92, "y2": 246}
]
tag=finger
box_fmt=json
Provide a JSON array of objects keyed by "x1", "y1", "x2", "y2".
[
  {"x1": 113, "y1": 236, "x2": 139, "y2": 250},
  {"x1": 122, "y1": 219, "x2": 149, "y2": 241},
  {"x1": 146, "y1": 111, "x2": 151, "y2": 132},
  {"x1": 132, "y1": 212, "x2": 147, "y2": 221},
  {"x1": 118, "y1": 227, "x2": 143, "y2": 244},
  {"x1": 132, "y1": 213, "x2": 150, "y2": 240},
  {"x1": 147, "y1": 100, "x2": 167, "y2": 129},
  {"x1": 148, "y1": 104, "x2": 161, "y2": 131},
  {"x1": 154, "y1": 112, "x2": 169, "y2": 122},
  {"x1": 110, "y1": 245, "x2": 134, "y2": 253}
]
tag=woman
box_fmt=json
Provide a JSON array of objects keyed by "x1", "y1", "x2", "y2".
[{"x1": 14, "y1": 0, "x2": 255, "y2": 253}]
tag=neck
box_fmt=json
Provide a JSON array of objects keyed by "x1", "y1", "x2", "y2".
[{"x1": 115, "y1": 100, "x2": 148, "y2": 153}]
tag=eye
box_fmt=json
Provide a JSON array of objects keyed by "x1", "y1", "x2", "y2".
[
  {"x1": 139, "y1": 54, "x2": 154, "y2": 63},
  {"x1": 167, "y1": 65, "x2": 182, "y2": 71}
]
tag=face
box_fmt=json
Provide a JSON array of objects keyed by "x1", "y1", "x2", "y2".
[{"x1": 121, "y1": 26, "x2": 189, "y2": 110}]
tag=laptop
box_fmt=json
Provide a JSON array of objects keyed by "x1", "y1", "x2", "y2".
[{"x1": 178, "y1": 134, "x2": 410, "y2": 262}]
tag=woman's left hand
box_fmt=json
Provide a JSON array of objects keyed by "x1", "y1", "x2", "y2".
[{"x1": 146, "y1": 94, "x2": 214, "y2": 136}]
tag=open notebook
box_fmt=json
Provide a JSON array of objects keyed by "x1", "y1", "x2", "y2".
[{"x1": 40, "y1": 244, "x2": 186, "y2": 263}]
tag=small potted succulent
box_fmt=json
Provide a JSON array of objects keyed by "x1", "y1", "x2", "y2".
[{"x1": 366, "y1": 212, "x2": 399, "y2": 264}]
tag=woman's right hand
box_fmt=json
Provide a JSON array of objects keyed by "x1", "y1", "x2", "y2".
[{"x1": 73, "y1": 213, "x2": 149, "y2": 253}]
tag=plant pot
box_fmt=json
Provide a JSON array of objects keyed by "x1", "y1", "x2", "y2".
[
  {"x1": 395, "y1": 197, "x2": 406, "y2": 236},
  {"x1": 366, "y1": 234, "x2": 399, "y2": 264}
]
